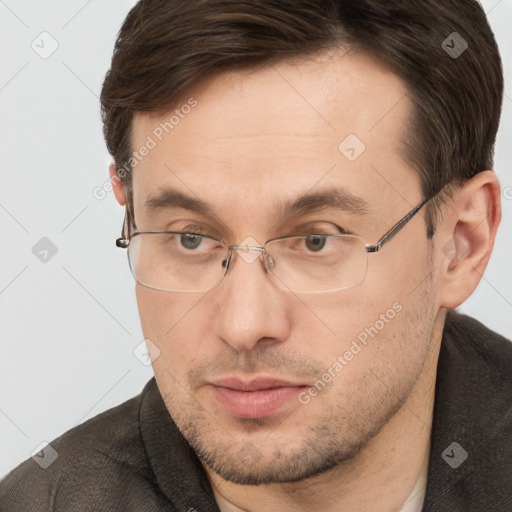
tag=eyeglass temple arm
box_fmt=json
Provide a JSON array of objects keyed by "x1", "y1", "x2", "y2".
[
  {"x1": 115, "y1": 195, "x2": 435, "y2": 252},
  {"x1": 365, "y1": 196, "x2": 432, "y2": 254}
]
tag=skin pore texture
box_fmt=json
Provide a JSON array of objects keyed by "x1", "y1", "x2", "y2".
[{"x1": 109, "y1": 48, "x2": 501, "y2": 511}]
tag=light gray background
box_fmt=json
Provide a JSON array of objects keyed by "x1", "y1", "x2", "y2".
[{"x1": 0, "y1": 0, "x2": 511, "y2": 478}]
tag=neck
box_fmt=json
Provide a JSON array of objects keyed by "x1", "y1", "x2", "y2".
[{"x1": 205, "y1": 315, "x2": 445, "y2": 512}]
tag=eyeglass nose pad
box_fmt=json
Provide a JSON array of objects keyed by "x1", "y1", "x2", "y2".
[
  {"x1": 265, "y1": 253, "x2": 275, "y2": 270},
  {"x1": 222, "y1": 251, "x2": 233, "y2": 271}
]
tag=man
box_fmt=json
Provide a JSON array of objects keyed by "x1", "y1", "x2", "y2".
[{"x1": 1, "y1": 0, "x2": 510, "y2": 510}]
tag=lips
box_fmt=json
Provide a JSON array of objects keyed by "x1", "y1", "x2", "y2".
[
  {"x1": 209, "y1": 377, "x2": 309, "y2": 419},
  {"x1": 212, "y1": 377, "x2": 304, "y2": 391}
]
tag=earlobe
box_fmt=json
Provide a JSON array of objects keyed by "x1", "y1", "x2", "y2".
[
  {"x1": 438, "y1": 171, "x2": 502, "y2": 309},
  {"x1": 109, "y1": 163, "x2": 127, "y2": 206}
]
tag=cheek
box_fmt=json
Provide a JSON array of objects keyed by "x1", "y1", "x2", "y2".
[
  {"x1": 307, "y1": 295, "x2": 432, "y2": 409},
  {"x1": 135, "y1": 288, "x2": 218, "y2": 418},
  {"x1": 369, "y1": 228, "x2": 433, "y2": 297},
  {"x1": 135, "y1": 285, "x2": 213, "y2": 370},
  {"x1": 296, "y1": 243, "x2": 433, "y2": 378},
  {"x1": 137, "y1": 285, "x2": 202, "y2": 335}
]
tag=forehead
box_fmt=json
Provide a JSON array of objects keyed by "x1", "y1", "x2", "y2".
[{"x1": 129, "y1": 48, "x2": 418, "y2": 224}]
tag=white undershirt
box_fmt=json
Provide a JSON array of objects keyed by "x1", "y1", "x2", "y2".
[
  {"x1": 212, "y1": 450, "x2": 429, "y2": 512},
  {"x1": 397, "y1": 447, "x2": 429, "y2": 512}
]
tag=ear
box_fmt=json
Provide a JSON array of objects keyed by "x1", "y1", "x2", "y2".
[
  {"x1": 109, "y1": 163, "x2": 126, "y2": 206},
  {"x1": 438, "y1": 170, "x2": 502, "y2": 309}
]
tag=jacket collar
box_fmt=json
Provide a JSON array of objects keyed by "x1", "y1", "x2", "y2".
[
  {"x1": 423, "y1": 311, "x2": 512, "y2": 510},
  {"x1": 140, "y1": 379, "x2": 221, "y2": 511}
]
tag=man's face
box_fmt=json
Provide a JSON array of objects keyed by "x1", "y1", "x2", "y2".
[{"x1": 129, "y1": 49, "x2": 440, "y2": 484}]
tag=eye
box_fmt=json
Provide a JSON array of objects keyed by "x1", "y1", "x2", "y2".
[
  {"x1": 180, "y1": 233, "x2": 204, "y2": 250},
  {"x1": 304, "y1": 235, "x2": 328, "y2": 252}
]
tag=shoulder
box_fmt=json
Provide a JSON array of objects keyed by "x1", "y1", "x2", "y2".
[
  {"x1": 443, "y1": 310, "x2": 512, "y2": 380},
  {"x1": 440, "y1": 310, "x2": 512, "y2": 420},
  {"x1": 424, "y1": 312, "x2": 512, "y2": 509},
  {"x1": 0, "y1": 378, "x2": 172, "y2": 511}
]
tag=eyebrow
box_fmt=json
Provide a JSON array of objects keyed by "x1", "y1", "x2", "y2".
[
  {"x1": 144, "y1": 186, "x2": 370, "y2": 223},
  {"x1": 277, "y1": 188, "x2": 370, "y2": 219},
  {"x1": 145, "y1": 189, "x2": 213, "y2": 217}
]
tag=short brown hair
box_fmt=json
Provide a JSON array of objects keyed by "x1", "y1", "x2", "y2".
[{"x1": 100, "y1": 0, "x2": 503, "y2": 238}]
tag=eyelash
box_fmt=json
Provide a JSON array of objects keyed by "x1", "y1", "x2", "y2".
[
  {"x1": 180, "y1": 224, "x2": 214, "y2": 236},
  {"x1": 295, "y1": 225, "x2": 352, "y2": 236}
]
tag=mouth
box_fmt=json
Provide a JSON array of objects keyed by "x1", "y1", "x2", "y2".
[{"x1": 209, "y1": 377, "x2": 310, "y2": 419}]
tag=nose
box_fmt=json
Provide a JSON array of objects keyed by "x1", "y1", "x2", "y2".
[{"x1": 213, "y1": 247, "x2": 291, "y2": 353}]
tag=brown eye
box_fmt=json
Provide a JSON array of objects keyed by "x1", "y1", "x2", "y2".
[{"x1": 304, "y1": 235, "x2": 327, "y2": 252}]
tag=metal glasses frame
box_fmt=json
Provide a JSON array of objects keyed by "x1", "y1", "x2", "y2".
[
  {"x1": 115, "y1": 194, "x2": 435, "y2": 292},
  {"x1": 117, "y1": 195, "x2": 432, "y2": 252}
]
